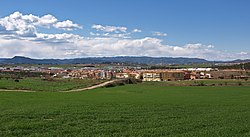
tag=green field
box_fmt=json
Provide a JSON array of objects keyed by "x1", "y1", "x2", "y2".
[
  {"x1": 1, "y1": 83, "x2": 250, "y2": 136},
  {"x1": 1, "y1": 78, "x2": 249, "y2": 92},
  {"x1": 0, "y1": 78, "x2": 104, "y2": 92},
  {"x1": 144, "y1": 79, "x2": 250, "y2": 86}
]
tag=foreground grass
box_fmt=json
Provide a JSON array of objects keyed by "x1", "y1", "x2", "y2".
[
  {"x1": 0, "y1": 84, "x2": 250, "y2": 136},
  {"x1": 0, "y1": 78, "x2": 104, "y2": 91}
]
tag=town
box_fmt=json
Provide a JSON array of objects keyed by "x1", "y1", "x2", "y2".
[{"x1": 1, "y1": 64, "x2": 249, "y2": 81}]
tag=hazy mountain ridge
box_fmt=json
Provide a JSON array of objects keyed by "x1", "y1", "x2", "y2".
[{"x1": 0, "y1": 56, "x2": 249, "y2": 65}]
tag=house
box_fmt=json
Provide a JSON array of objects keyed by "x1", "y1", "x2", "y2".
[
  {"x1": 0, "y1": 67, "x2": 5, "y2": 71},
  {"x1": 184, "y1": 72, "x2": 198, "y2": 80},
  {"x1": 160, "y1": 71, "x2": 184, "y2": 81},
  {"x1": 116, "y1": 73, "x2": 129, "y2": 79},
  {"x1": 200, "y1": 72, "x2": 212, "y2": 79},
  {"x1": 129, "y1": 72, "x2": 141, "y2": 79},
  {"x1": 142, "y1": 72, "x2": 161, "y2": 81},
  {"x1": 209, "y1": 70, "x2": 247, "y2": 79}
]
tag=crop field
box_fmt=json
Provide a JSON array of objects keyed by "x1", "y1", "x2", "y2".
[
  {"x1": 144, "y1": 79, "x2": 250, "y2": 86},
  {"x1": 0, "y1": 78, "x2": 105, "y2": 92},
  {"x1": 1, "y1": 83, "x2": 250, "y2": 136}
]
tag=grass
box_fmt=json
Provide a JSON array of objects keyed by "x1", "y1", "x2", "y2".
[
  {"x1": 143, "y1": 79, "x2": 250, "y2": 86},
  {"x1": 1, "y1": 77, "x2": 248, "y2": 92},
  {"x1": 1, "y1": 83, "x2": 250, "y2": 136},
  {"x1": 0, "y1": 78, "x2": 105, "y2": 91}
]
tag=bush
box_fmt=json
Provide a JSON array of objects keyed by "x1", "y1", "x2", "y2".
[
  {"x1": 104, "y1": 83, "x2": 115, "y2": 88},
  {"x1": 104, "y1": 81, "x2": 125, "y2": 88},
  {"x1": 14, "y1": 79, "x2": 20, "y2": 82},
  {"x1": 117, "y1": 82, "x2": 125, "y2": 86},
  {"x1": 193, "y1": 81, "x2": 206, "y2": 86},
  {"x1": 198, "y1": 81, "x2": 206, "y2": 86}
]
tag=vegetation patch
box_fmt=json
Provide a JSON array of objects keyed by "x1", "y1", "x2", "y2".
[
  {"x1": 0, "y1": 77, "x2": 105, "y2": 92},
  {"x1": 0, "y1": 84, "x2": 250, "y2": 136},
  {"x1": 143, "y1": 79, "x2": 250, "y2": 87},
  {"x1": 104, "y1": 78, "x2": 141, "y2": 88}
]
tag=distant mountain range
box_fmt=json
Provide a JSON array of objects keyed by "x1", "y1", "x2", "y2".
[{"x1": 0, "y1": 56, "x2": 249, "y2": 65}]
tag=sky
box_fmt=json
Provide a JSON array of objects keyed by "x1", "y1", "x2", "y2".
[{"x1": 0, "y1": 0, "x2": 249, "y2": 60}]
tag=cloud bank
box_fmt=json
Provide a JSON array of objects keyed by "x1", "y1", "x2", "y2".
[{"x1": 0, "y1": 11, "x2": 249, "y2": 60}]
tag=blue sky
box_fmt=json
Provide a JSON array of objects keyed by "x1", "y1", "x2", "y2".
[{"x1": 0, "y1": 0, "x2": 249, "y2": 60}]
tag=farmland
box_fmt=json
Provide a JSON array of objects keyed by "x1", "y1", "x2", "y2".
[
  {"x1": 1, "y1": 83, "x2": 250, "y2": 136},
  {"x1": 144, "y1": 79, "x2": 250, "y2": 86},
  {"x1": 0, "y1": 78, "x2": 105, "y2": 92},
  {"x1": 0, "y1": 77, "x2": 249, "y2": 92}
]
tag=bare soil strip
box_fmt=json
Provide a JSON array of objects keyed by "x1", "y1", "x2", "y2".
[
  {"x1": 0, "y1": 89, "x2": 36, "y2": 92},
  {"x1": 60, "y1": 79, "x2": 120, "y2": 92}
]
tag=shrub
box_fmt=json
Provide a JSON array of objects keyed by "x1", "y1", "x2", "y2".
[
  {"x1": 198, "y1": 81, "x2": 206, "y2": 86},
  {"x1": 104, "y1": 83, "x2": 115, "y2": 88},
  {"x1": 14, "y1": 79, "x2": 20, "y2": 82},
  {"x1": 193, "y1": 81, "x2": 206, "y2": 86}
]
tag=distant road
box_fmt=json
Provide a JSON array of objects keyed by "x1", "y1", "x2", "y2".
[{"x1": 60, "y1": 79, "x2": 122, "y2": 92}]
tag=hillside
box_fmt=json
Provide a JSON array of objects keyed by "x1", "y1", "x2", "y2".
[{"x1": 0, "y1": 56, "x2": 209, "y2": 65}]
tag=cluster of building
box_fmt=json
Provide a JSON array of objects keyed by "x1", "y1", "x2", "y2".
[
  {"x1": 142, "y1": 69, "x2": 250, "y2": 81},
  {"x1": 62, "y1": 68, "x2": 250, "y2": 81},
  {"x1": 0, "y1": 66, "x2": 249, "y2": 81}
]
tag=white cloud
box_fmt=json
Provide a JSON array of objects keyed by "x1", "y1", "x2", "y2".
[
  {"x1": 0, "y1": 12, "x2": 249, "y2": 61},
  {"x1": 238, "y1": 52, "x2": 248, "y2": 55},
  {"x1": 92, "y1": 24, "x2": 127, "y2": 33},
  {"x1": 89, "y1": 32, "x2": 130, "y2": 38},
  {"x1": 207, "y1": 45, "x2": 214, "y2": 48},
  {"x1": 53, "y1": 20, "x2": 82, "y2": 30},
  {"x1": 1, "y1": 34, "x2": 248, "y2": 60},
  {"x1": 35, "y1": 33, "x2": 83, "y2": 43},
  {"x1": 38, "y1": 14, "x2": 58, "y2": 27},
  {"x1": 90, "y1": 32, "x2": 100, "y2": 36},
  {"x1": 184, "y1": 43, "x2": 214, "y2": 49},
  {"x1": 0, "y1": 12, "x2": 37, "y2": 37},
  {"x1": 153, "y1": 31, "x2": 167, "y2": 36},
  {"x1": 185, "y1": 43, "x2": 203, "y2": 49},
  {"x1": 0, "y1": 11, "x2": 82, "y2": 40},
  {"x1": 91, "y1": 24, "x2": 135, "y2": 38},
  {"x1": 0, "y1": 37, "x2": 72, "y2": 58},
  {"x1": 132, "y1": 29, "x2": 142, "y2": 33}
]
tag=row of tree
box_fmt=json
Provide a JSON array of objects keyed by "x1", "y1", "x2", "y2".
[{"x1": 217, "y1": 62, "x2": 250, "y2": 70}]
